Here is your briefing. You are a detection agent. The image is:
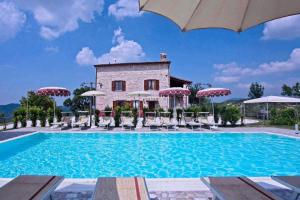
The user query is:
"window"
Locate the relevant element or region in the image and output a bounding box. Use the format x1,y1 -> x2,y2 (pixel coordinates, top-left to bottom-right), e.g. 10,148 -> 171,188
112,81 -> 126,91
144,79 -> 159,91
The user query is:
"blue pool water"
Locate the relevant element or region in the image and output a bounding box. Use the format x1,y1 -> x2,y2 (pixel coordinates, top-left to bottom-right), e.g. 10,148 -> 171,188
0,132 -> 300,178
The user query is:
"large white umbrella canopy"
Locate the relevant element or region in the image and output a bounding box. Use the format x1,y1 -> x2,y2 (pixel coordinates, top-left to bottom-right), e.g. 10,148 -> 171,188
81,90 -> 105,127
81,90 -> 105,97
139,0 -> 300,32
244,96 -> 300,104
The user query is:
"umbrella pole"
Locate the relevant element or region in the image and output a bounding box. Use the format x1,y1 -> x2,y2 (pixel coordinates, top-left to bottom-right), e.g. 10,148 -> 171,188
211,97 -> 215,124
173,94 -> 176,119
53,99 -> 56,122
94,96 -> 96,126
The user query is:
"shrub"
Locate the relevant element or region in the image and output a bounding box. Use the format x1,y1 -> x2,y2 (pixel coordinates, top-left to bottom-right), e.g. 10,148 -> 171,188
185,105 -> 201,118
15,107 -> 27,128
95,109 -> 100,126
213,104 -> 220,124
132,108 -> 138,127
38,109 -> 47,127
56,108 -> 62,122
220,105 -> 241,126
114,106 -> 122,127
47,108 -> 54,125
29,107 -> 40,127
270,108 -> 297,126
13,116 -> 18,129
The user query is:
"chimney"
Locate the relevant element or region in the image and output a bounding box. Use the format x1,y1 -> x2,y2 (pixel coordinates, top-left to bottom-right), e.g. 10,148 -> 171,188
160,52 -> 168,61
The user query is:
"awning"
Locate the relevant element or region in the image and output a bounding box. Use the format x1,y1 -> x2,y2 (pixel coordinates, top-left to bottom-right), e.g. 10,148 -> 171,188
243,96 -> 300,104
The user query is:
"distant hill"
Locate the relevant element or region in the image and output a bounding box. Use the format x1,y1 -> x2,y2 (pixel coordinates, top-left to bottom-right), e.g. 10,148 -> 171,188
221,98 -> 248,104
0,103 -> 20,119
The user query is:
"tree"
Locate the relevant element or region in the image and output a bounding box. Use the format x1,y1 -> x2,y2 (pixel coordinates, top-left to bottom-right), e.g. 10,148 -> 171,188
281,82 -> 300,97
188,83 -> 211,105
281,84 -> 293,96
248,82 -> 264,99
63,84 -> 93,113
20,91 -> 53,111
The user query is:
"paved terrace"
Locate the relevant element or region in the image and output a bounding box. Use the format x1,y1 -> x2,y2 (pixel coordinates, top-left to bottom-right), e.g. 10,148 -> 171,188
0,127 -> 299,199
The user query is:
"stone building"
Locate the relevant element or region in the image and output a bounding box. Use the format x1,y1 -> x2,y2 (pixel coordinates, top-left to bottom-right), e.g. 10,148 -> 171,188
94,54 -> 192,111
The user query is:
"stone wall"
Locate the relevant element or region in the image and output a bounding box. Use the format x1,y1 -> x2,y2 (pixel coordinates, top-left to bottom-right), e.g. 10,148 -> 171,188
95,62 -> 170,110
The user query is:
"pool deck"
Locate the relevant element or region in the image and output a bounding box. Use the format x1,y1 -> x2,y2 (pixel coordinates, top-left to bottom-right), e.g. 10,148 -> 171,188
0,126 -> 299,199
0,177 -> 295,200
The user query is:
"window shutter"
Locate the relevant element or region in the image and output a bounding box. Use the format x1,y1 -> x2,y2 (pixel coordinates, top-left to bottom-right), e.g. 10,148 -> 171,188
122,81 -> 126,91
155,80 -> 160,90
130,101 -> 133,109
112,81 -> 115,91
144,80 -> 148,91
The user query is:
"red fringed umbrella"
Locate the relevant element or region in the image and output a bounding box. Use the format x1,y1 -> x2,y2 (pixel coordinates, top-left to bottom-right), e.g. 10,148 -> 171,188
37,87 -> 71,120
159,87 -> 191,118
196,88 -> 231,97
159,87 -> 191,97
37,87 -> 71,96
196,88 -> 231,119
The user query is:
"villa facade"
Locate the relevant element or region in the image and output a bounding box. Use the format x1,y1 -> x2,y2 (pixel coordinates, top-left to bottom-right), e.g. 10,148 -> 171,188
94,53 -> 192,111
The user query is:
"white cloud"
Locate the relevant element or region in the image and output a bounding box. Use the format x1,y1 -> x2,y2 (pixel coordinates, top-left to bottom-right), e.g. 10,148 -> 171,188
76,27 -> 145,65
214,76 -> 240,83
76,47 -> 98,65
262,15 -> 300,40
214,48 -> 300,83
108,0 -> 142,20
45,46 -> 59,53
14,0 -> 104,40
0,1 -> 26,42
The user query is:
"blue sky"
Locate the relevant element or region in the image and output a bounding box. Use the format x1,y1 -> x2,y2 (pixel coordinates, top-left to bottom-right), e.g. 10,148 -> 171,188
1,0 -> 300,105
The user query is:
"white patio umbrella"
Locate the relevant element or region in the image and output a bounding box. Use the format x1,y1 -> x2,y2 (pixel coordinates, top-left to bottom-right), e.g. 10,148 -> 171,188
128,91 -> 151,117
139,0 -> 300,32
81,90 -> 105,127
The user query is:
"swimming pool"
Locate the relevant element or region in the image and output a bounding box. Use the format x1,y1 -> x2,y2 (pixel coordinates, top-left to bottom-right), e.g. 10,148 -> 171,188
0,132 -> 299,178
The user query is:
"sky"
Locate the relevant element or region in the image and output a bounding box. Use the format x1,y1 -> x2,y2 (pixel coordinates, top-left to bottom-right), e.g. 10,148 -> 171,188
1,0 -> 300,105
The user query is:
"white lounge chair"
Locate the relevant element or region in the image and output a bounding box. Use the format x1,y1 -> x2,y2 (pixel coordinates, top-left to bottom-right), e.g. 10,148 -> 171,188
121,111 -> 134,130
145,112 -> 161,131
183,112 -> 202,131
199,113 -> 218,130
72,116 -> 88,128
98,113 -> 111,130
160,112 -> 177,131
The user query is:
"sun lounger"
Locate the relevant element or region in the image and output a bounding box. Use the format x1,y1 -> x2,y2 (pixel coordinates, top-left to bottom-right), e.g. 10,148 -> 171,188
202,177 -> 281,200
0,175 -> 64,200
72,116 -> 88,128
99,116 -> 111,129
272,176 -> 300,200
145,112 -> 161,130
121,111 -> 134,130
183,112 -> 202,131
93,177 -> 149,200
160,112 -> 177,131
199,114 -> 218,131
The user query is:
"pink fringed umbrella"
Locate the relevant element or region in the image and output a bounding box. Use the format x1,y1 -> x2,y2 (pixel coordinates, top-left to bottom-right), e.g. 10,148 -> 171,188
197,88 -> 231,118
159,87 -> 191,116
37,87 -> 71,120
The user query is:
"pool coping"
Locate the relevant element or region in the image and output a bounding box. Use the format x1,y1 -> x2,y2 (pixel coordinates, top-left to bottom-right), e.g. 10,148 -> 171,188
0,130 -> 299,144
